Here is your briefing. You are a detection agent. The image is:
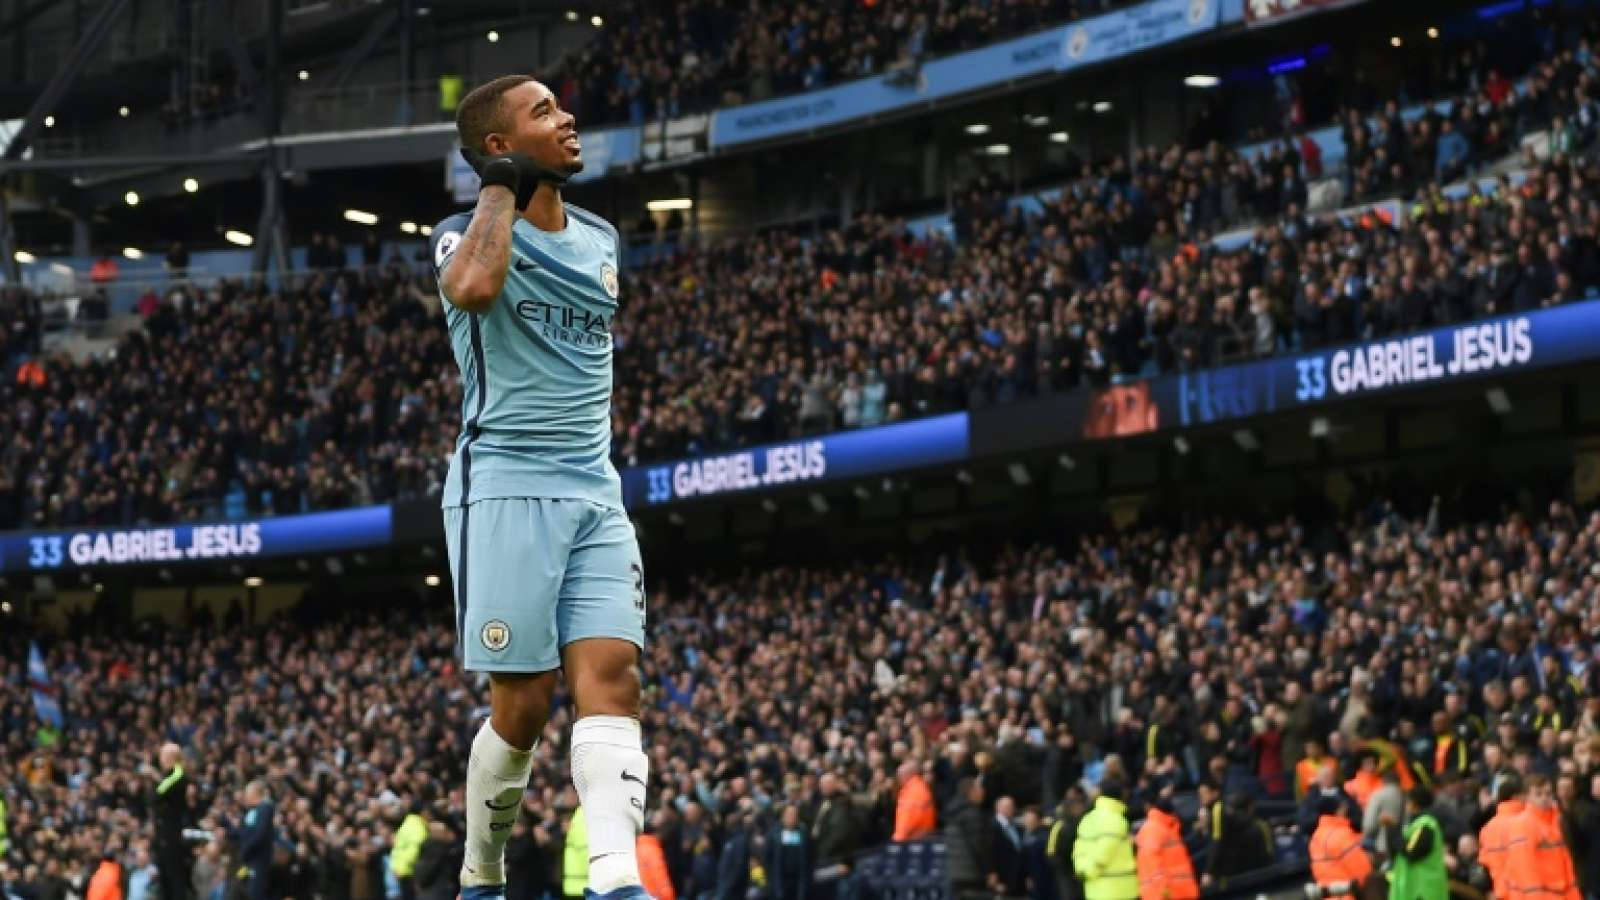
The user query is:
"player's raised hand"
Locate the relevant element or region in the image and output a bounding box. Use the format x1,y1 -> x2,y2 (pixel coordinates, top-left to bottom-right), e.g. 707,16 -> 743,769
460,147 -> 563,211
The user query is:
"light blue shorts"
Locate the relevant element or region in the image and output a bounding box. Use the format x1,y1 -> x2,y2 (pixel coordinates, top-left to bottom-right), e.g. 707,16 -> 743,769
443,498 -> 645,672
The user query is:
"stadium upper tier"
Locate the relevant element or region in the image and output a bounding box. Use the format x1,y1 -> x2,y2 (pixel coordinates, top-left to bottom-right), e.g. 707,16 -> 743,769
545,0 -> 1129,130
5,36 -> 1600,529
4,492 -> 1599,897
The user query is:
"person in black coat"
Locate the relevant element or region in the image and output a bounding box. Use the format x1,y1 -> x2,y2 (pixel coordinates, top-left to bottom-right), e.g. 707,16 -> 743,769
715,811 -> 752,900
944,778 -> 995,897
1204,793 -> 1273,888
506,816 -> 559,900
768,805 -> 810,900
413,821 -> 462,900
1559,773 -> 1600,899
232,781 -> 275,900
152,743 -> 192,900
810,773 -> 861,870
1049,788 -> 1088,900
991,796 -> 1026,897
1020,807 -> 1058,900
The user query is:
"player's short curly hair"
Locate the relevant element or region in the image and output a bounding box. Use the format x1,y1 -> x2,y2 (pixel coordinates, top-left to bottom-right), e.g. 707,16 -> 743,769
456,74 -> 535,154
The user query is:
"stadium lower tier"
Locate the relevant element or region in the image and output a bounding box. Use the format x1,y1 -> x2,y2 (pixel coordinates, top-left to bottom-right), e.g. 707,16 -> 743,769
4,485 -> 1599,900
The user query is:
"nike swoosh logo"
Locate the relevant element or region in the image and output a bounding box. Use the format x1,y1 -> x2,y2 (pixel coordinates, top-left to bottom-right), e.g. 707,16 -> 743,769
485,795 -> 520,811
589,853 -> 622,865
514,260 -> 538,272
621,770 -> 645,786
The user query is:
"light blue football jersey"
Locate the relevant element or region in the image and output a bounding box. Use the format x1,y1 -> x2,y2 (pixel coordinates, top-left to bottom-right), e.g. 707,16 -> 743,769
430,205 -> 624,510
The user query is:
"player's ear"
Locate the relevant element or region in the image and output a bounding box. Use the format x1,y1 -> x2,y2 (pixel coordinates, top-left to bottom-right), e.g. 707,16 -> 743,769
483,133 -> 510,156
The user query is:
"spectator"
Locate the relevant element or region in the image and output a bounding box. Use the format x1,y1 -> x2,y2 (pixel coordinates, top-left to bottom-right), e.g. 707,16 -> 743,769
1389,787 -> 1447,900
90,254 -> 119,286
1204,794 -> 1272,888
234,781 -> 275,900
151,743 -> 191,900
562,806 -> 587,900
767,805 -> 809,900
1363,770 -> 1406,849
1466,837 -> 1498,893
414,820 -> 461,900
892,761 -> 936,842
635,817 -> 674,900
1309,794 -> 1373,900
1478,775 -> 1524,899
389,806 -> 427,898
1021,806 -> 1058,900
946,777 -> 993,897
1073,777 -> 1137,900
86,852 -> 124,900
1133,796 -> 1197,900
126,847 -> 157,900
1505,775 -> 1581,900
811,772 -> 859,869
713,811 -> 751,900
165,243 -> 190,277
993,796 -> 1026,897
1050,789 -> 1089,900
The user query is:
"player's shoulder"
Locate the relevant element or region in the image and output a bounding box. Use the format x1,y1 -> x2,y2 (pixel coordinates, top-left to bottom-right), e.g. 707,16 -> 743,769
564,203 -> 620,252
430,211 -> 474,271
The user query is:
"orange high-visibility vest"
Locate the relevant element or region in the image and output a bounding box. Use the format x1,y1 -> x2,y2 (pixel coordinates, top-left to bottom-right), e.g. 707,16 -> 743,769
1309,815 -> 1372,891
1504,806 -> 1581,900
1296,756 -> 1333,799
1134,808 -> 1198,900
1344,771 -> 1381,811
893,774 -> 936,841
1478,799 -> 1525,899
637,833 -> 676,900
86,860 -> 123,900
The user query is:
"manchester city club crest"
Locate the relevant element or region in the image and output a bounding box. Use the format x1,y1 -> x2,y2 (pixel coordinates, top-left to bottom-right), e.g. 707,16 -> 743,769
1189,0 -> 1209,25
480,619 -> 511,652
601,263 -> 619,299
1067,26 -> 1089,61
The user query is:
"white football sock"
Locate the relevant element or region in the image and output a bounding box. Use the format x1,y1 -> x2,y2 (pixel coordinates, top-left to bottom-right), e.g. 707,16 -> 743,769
570,715 -> 647,893
461,720 -> 535,888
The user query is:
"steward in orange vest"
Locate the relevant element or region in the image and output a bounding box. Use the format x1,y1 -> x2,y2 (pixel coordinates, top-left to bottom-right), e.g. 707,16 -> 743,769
1504,776 -> 1581,900
893,765 -> 937,841
1135,799 -> 1198,900
1296,740 -> 1335,800
1345,754 -> 1383,812
636,831 -> 676,900
1309,796 -> 1373,896
1477,776 -> 1524,900
86,855 -> 124,900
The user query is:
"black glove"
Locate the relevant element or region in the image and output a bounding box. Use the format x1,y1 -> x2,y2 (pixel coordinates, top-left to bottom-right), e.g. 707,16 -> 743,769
460,148 -> 568,211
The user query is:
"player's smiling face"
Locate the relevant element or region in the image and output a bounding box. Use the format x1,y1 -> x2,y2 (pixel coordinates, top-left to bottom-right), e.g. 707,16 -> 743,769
489,80 -> 583,178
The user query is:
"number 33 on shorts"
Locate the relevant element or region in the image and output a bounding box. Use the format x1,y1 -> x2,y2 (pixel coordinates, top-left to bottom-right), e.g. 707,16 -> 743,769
443,497 -> 646,672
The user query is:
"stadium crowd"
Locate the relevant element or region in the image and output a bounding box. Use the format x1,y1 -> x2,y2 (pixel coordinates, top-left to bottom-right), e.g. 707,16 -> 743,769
0,265 -> 455,531
545,0 -> 1130,126
4,487 -> 1600,900
4,6 -> 1600,531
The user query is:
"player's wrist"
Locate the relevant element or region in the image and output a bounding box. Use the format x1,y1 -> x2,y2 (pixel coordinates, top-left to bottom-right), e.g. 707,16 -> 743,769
478,157 -> 521,196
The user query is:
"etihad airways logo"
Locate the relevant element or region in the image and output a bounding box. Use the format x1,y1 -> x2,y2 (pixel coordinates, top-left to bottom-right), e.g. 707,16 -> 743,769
513,298 -> 612,348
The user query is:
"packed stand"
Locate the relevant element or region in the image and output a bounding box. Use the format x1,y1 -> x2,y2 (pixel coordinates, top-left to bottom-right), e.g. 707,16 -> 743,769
4,488 -> 1600,900
0,262 -> 456,531
610,145 -> 1600,463
601,10 -> 1600,461
545,0 -> 1129,126
8,14 -> 1600,526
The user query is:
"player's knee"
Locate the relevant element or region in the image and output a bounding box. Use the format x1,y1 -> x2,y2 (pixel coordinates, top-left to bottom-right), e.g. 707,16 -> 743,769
489,672 -> 557,746
563,639 -> 641,716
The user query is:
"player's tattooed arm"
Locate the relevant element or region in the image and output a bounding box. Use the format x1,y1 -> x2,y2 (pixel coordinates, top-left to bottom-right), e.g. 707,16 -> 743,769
439,185 -> 517,313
